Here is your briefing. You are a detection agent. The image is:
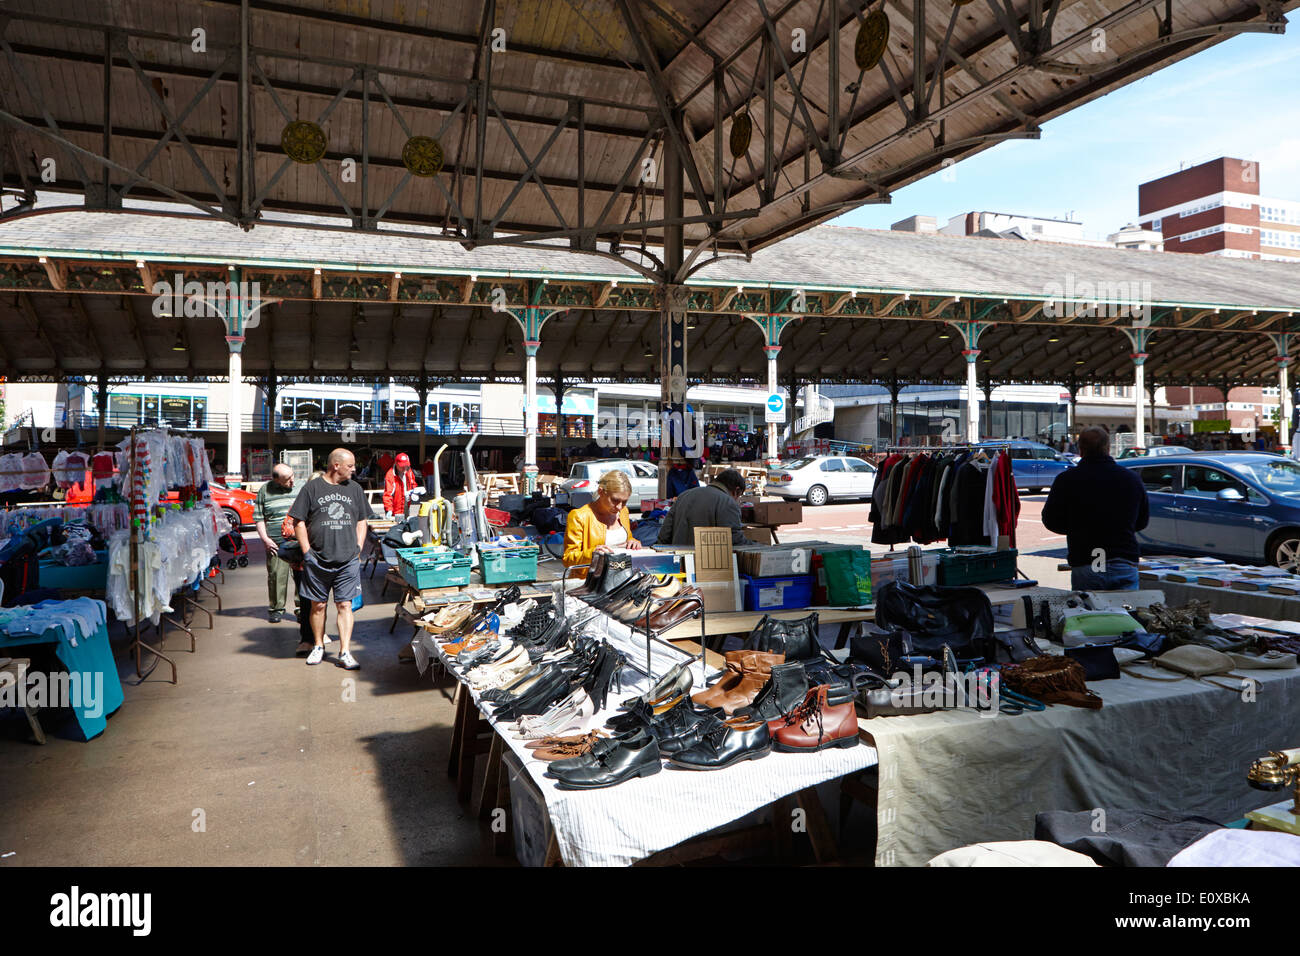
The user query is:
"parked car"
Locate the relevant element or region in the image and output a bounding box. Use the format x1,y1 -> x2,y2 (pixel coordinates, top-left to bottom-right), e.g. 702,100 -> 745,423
976,440 -> 1073,493
559,459 -> 658,511
1119,445 -> 1192,459
766,454 -> 876,506
1118,452 -> 1300,571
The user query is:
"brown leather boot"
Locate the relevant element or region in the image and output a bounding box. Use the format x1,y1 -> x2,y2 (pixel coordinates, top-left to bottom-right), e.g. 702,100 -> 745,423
691,651 -> 751,710
712,651 -> 785,715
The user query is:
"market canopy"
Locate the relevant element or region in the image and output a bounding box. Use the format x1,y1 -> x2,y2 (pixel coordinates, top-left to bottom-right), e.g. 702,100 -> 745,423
1,210 -> 1298,387
1,0 -> 1294,272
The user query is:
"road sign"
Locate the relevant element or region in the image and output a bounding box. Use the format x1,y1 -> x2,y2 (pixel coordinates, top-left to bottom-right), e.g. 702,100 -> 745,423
765,392 -> 785,424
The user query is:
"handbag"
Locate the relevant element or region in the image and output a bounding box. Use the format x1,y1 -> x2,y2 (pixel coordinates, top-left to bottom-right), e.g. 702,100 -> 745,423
1122,645 -> 1252,692
849,623 -> 909,676
1064,643 -> 1121,681
1002,655 -> 1103,709
873,581 -> 996,664
992,627 -> 1046,664
743,612 -> 820,661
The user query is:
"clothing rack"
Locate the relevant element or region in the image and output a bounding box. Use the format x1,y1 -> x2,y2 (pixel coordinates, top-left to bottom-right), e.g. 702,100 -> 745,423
883,442 -> 1013,454
122,424 -> 220,684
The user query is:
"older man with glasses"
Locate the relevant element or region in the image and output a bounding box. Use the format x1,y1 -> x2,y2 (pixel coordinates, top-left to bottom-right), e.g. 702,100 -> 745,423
254,463 -> 298,623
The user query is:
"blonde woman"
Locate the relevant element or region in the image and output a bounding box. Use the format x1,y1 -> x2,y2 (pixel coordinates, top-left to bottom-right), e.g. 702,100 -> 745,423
563,469 -> 642,570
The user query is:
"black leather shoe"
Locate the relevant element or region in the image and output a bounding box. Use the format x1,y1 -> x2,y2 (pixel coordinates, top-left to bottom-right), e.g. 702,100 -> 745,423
735,661 -> 808,723
584,573 -> 646,609
667,717 -> 772,771
546,732 -> 662,790
647,695 -> 718,755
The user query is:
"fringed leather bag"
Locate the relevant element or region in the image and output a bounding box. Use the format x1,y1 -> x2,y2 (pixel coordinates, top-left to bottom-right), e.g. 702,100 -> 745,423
1002,655 -> 1103,710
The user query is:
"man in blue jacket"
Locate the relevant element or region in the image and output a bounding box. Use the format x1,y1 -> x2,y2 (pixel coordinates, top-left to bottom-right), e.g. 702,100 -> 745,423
1042,426 -> 1149,590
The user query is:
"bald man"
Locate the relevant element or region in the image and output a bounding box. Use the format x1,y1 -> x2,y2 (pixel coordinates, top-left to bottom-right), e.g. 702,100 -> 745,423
287,447 -> 369,669
254,462 -> 297,623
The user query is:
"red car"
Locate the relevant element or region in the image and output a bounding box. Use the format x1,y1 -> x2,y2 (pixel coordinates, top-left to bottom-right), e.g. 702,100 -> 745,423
65,474 -> 257,528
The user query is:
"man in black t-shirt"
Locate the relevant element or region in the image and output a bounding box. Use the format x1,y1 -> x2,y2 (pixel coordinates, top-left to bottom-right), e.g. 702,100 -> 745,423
288,447 -> 370,670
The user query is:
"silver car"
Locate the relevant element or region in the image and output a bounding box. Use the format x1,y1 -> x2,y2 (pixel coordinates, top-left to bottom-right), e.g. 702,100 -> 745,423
560,459 -> 659,511
766,454 -> 876,506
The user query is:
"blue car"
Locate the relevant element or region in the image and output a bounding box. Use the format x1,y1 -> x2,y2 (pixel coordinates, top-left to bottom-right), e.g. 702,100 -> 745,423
1117,452 -> 1300,571
975,440 -> 1074,493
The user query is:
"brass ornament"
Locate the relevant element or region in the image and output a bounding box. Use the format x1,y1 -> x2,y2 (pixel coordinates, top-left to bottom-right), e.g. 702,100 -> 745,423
730,112 -> 752,159
854,10 -> 890,71
402,135 -> 445,178
281,120 -> 327,164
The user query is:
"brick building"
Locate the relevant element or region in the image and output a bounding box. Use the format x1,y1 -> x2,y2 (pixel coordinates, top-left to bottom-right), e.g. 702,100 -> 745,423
1138,157 -> 1300,262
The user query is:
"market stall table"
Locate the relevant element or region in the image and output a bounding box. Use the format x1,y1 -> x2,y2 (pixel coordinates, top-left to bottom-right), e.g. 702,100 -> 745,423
430,611 -> 877,866
0,610 -> 123,741
861,652 -> 1300,866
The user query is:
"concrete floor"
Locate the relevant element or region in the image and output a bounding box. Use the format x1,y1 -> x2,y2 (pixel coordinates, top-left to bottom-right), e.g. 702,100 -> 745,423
0,541 -> 505,867
0,520 -> 1068,868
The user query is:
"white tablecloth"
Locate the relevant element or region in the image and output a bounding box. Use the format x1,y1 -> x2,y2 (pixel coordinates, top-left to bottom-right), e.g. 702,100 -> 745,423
435,609 -> 877,866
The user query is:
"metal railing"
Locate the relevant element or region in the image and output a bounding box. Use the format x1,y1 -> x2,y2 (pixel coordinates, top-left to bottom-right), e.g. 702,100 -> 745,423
793,393 -> 836,435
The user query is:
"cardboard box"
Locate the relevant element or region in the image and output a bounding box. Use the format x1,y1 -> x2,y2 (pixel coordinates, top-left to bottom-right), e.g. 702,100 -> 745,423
693,527 -> 736,583
741,526 -> 773,545
737,547 -> 812,578
752,500 -> 803,526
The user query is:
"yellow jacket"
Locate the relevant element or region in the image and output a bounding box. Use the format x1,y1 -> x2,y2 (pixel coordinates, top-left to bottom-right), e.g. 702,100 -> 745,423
563,503 -> 633,571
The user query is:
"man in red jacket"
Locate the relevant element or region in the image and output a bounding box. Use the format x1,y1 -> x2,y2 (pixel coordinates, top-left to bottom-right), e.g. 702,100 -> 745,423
383,452 -> 420,518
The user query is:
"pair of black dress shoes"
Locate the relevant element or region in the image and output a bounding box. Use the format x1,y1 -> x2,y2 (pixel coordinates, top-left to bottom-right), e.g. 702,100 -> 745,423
544,728 -> 662,790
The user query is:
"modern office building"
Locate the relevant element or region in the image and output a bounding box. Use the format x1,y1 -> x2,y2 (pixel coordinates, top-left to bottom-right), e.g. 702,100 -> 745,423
1137,156 -> 1300,262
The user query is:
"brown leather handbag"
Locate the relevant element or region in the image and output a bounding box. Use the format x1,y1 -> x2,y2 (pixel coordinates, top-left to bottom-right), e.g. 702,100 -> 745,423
1002,655 -> 1102,710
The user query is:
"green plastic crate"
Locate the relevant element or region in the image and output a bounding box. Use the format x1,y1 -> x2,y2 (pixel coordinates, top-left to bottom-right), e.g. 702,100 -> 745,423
476,542 -> 540,584
396,547 -> 473,589
935,548 -> 1018,586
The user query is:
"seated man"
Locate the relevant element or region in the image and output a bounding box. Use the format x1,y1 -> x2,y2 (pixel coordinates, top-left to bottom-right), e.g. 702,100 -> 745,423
657,467 -> 748,546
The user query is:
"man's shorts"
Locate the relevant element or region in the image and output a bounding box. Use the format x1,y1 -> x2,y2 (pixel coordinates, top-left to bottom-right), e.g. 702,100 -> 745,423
299,551 -> 362,604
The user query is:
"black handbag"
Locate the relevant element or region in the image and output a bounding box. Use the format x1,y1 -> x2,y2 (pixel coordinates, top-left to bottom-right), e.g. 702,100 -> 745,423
1064,643 -> 1121,681
873,581 -> 996,664
743,612 -> 821,661
993,628 -> 1046,664
849,623 -> 909,676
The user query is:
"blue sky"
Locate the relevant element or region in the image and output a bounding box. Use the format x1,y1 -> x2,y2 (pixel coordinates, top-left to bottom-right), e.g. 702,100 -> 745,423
834,25 -> 1300,240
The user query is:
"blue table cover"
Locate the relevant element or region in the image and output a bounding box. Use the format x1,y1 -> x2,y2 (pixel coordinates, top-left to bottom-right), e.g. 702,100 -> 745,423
0,620 -> 124,741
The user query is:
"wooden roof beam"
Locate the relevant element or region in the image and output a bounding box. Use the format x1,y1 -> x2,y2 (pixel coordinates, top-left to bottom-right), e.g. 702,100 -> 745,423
39,256 -> 66,291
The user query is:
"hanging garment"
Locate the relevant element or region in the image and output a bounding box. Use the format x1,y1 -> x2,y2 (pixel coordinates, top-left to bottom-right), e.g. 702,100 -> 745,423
92,452 -> 117,490
950,459 -> 991,547
870,455 -> 908,546
0,454 -> 25,492
982,451 -> 1001,544
991,450 -> 1020,548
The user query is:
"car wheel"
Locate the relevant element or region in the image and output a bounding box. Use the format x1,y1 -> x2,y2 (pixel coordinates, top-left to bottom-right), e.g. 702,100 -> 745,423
806,484 -> 829,507
222,508 -> 242,529
1268,532 -> 1300,573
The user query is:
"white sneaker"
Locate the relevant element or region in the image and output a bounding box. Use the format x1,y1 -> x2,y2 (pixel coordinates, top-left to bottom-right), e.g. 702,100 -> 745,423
306,645 -> 324,665
337,651 -> 360,671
